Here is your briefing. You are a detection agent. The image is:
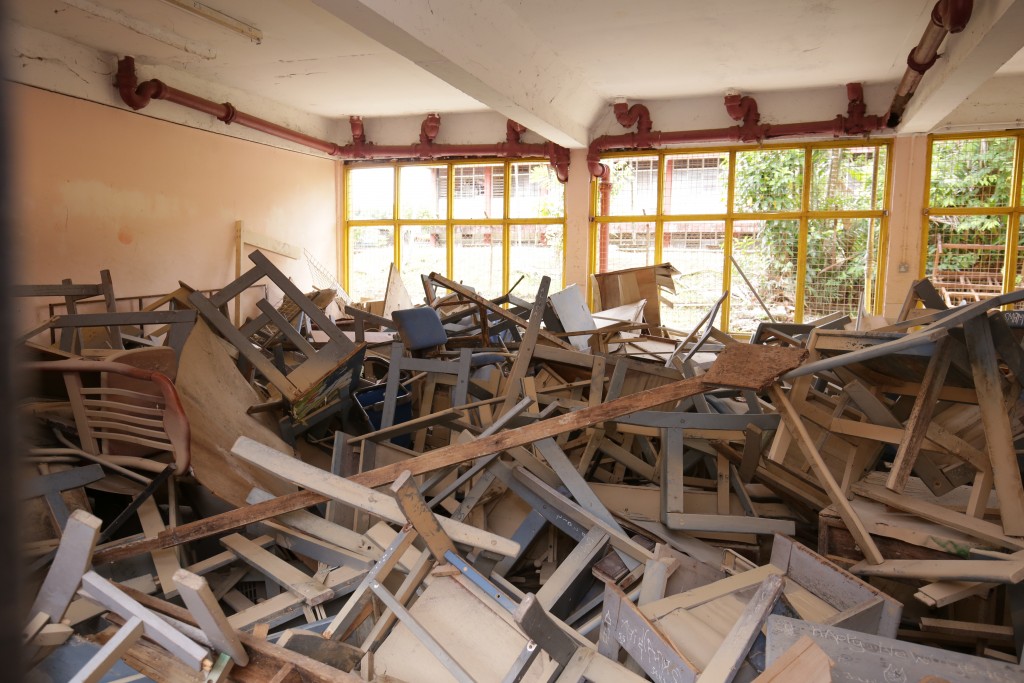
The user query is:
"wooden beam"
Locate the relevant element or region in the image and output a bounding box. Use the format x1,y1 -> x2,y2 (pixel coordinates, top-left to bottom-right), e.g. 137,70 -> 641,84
770,386 -> 883,565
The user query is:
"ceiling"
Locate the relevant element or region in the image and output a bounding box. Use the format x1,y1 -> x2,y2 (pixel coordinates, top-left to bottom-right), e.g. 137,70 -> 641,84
9,0 -> 1024,146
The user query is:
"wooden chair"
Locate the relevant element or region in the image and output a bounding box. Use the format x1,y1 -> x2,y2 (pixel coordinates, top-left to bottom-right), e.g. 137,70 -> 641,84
27,359 -> 191,478
188,250 -> 366,443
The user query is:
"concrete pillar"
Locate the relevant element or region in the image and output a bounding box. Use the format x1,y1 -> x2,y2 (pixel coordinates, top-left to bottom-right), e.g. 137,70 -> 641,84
563,147 -> 592,289
883,134 -> 930,319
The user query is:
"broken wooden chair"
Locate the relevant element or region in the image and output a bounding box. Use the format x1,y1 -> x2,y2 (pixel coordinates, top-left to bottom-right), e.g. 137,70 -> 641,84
188,250 -> 367,443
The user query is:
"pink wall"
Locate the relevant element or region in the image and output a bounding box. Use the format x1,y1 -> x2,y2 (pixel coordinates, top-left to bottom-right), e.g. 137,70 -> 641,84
11,84 -> 340,325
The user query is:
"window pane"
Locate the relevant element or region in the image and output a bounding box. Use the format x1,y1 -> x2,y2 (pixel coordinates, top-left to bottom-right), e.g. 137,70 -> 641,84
399,166 -> 447,220
509,224 -> 563,295
399,225 -> 446,302
662,222 -> 725,333
348,167 -> 394,220
663,153 -> 729,214
734,149 -> 804,213
1015,216 -> 1024,310
804,218 -> 879,320
926,214 -> 1008,306
348,226 -> 394,301
510,162 -> 564,218
599,156 -> 659,216
453,225 -> 503,298
730,219 -> 799,333
595,222 -> 656,273
452,164 -> 504,219
929,137 -> 1015,209
811,147 -> 886,211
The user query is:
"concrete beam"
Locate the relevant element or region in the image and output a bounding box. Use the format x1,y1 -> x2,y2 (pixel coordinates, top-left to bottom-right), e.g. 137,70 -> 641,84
312,0 -> 602,148
898,0 -> 1024,133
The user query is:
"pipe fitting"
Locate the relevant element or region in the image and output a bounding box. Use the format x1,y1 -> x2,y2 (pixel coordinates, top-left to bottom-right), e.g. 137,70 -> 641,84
420,113 -> 441,145
724,93 -> 767,142
613,101 -> 653,136
349,116 -> 366,146
219,103 -> 238,125
506,119 -> 527,144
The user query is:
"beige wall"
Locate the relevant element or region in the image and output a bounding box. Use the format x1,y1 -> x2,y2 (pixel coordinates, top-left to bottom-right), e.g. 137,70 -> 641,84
11,83 -> 339,326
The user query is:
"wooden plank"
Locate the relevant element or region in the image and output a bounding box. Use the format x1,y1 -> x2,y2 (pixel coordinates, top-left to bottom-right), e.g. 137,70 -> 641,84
963,314 -> 1024,536
173,569 -> 249,666
765,615 -> 1024,683
598,581 -> 698,683
849,558 -> 1024,583
700,574 -> 785,683
220,534 -> 332,606
231,437 -> 519,557
79,571 -> 209,669
69,616 -> 145,683
137,497 -> 182,600
117,584 -> 365,683
851,481 -> 1024,551
770,385 -> 883,565
30,508 -> 101,623
886,336 -> 955,492
498,276 -> 550,416
239,226 -> 301,261
753,635 -> 832,683
391,470 -> 457,562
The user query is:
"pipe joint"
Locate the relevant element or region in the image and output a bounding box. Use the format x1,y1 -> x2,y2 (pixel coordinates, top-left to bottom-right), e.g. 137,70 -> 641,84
613,101 -> 653,136
907,47 -> 939,74
349,116 -> 366,146
935,0 -> 973,33
506,120 -> 527,144
420,113 -> 441,145
219,103 -> 238,125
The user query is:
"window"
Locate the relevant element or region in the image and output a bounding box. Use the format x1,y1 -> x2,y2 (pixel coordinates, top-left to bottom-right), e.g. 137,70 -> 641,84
345,159 -> 564,302
593,143 -> 889,335
923,134 -> 1023,308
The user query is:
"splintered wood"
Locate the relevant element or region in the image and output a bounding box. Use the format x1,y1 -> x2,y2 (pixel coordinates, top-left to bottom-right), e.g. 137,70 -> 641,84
19,263 -> 1024,681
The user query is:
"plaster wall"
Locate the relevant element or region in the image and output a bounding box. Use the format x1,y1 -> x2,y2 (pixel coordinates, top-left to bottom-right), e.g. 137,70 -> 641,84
11,83 -> 339,327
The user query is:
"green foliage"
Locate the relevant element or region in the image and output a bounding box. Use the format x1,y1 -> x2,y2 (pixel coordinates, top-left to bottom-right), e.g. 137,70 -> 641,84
732,147 -> 883,316
927,137 -> 1016,274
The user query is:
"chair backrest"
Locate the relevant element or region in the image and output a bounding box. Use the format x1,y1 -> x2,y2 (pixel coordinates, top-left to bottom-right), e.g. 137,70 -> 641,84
392,307 -> 448,352
27,359 -> 191,475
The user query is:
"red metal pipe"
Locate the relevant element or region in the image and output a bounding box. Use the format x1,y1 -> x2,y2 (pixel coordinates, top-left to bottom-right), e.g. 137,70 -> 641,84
588,86 -> 887,177
116,56 -> 570,182
887,0 -> 973,126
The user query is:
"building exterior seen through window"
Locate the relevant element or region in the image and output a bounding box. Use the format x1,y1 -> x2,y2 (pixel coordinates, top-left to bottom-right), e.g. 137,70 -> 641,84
923,133 -> 1024,310
594,143 -> 890,335
345,160 -> 565,303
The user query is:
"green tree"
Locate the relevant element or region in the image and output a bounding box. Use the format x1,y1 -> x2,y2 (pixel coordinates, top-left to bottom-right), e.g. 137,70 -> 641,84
927,137 -> 1015,274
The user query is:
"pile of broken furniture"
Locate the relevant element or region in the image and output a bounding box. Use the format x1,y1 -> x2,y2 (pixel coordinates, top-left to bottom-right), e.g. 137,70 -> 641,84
17,255 -> 1024,682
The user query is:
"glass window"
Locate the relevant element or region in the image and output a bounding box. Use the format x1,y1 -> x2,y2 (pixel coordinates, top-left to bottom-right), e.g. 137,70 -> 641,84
600,157 -> 659,216
662,221 -> 726,333
811,147 -> 887,211
730,219 -> 799,334
345,159 -> 562,301
595,222 -> 656,273
734,149 -> 804,213
399,225 -> 446,302
929,137 -> 1015,209
509,224 -> 563,297
925,215 -> 1007,307
452,164 -> 505,219
804,218 -> 880,319
399,166 -> 447,220
510,162 -> 564,218
348,167 -> 394,220
348,226 -> 394,301
664,153 -> 729,214
452,226 -> 504,299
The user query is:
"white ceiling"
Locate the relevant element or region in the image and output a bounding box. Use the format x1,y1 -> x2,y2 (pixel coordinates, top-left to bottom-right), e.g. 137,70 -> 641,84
9,0 -> 1024,144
